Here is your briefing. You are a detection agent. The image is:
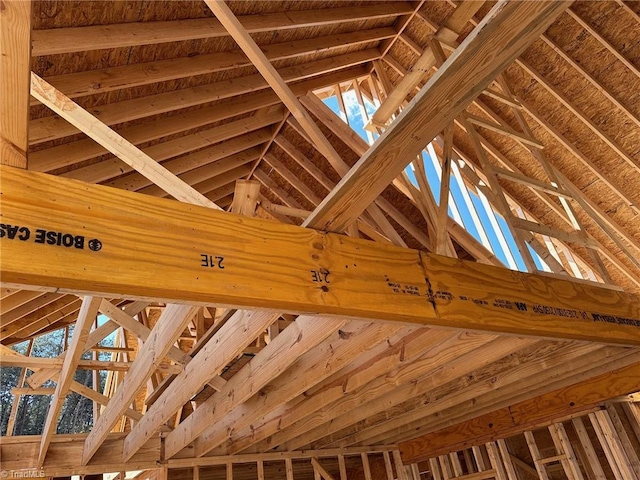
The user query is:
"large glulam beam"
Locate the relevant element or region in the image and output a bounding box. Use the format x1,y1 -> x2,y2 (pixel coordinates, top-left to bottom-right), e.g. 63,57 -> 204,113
303,0 -> 571,233
1,165 -> 639,346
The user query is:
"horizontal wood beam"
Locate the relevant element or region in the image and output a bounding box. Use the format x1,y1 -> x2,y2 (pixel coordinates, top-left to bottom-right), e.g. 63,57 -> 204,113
303,0 -> 571,233
398,361 -> 640,462
2,165 -> 640,346
30,3 -> 412,55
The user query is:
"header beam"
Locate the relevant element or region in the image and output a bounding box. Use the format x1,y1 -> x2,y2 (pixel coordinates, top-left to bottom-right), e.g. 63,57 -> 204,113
1,165 -> 639,345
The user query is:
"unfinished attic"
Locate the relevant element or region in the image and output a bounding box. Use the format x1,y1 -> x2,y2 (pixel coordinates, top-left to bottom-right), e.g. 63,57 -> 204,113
1,0 -> 640,479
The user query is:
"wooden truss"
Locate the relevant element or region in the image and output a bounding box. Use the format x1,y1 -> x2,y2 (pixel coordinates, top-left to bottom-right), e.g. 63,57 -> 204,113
1,0 -> 640,478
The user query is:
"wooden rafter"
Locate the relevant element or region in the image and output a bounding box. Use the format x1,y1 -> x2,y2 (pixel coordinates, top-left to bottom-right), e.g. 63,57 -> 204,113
30,74 -> 219,208
30,52 -> 375,145
149,316 -> 347,459
30,3 -> 412,56
205,0 -> 353,181
370,1 -> 485,128
33,28 -> 396,103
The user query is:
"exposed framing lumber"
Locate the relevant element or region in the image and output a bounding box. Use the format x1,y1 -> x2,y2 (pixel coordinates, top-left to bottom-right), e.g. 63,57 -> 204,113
435,126 -> 454,256
399,361 -> 640,462
25,302 -> 145,389
190,321 -> 405,457
303,0 -> 571,233
205,0 -> 352,180
258,334 -> 524,452
30,73 -> 219,209
370,1 -> 485,128
566,7 -> 640,80
5,339 -> 33,436
2,165 -> 640,345
515,59 -> 639,175
0,355 -> 177,372
29,53 -> 374,145
37,27 -> 395,103
31,3 -> 412,56
82,305 -> 199,465
323,342 -> 632,448
2,431 -> 396,477
124,312 -> 333,461
38,296 -> 101,466
0,0 -> 30,168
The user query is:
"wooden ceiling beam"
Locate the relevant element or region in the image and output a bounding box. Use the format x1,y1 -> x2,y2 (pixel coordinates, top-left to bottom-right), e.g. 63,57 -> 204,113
1,295 -> 77,343
30,93 -> 281,173
278,103 -> 410,247
0,0 -> 30,169
25,311 -> 124,389
31,3 -> 412,56
466,98 -> 640,277
0,355 -> 181,374
1,291 -> 63,326
518,99 -> 640,218
67,120 -> 275,186
118,308 -> 279,460
0,433 -> 394,478
272,336 -> 531,452
29,50 -> 377,145
539,33 -> 640,130
36,28 -> 395,102
399,360 -> 640,463
565,7 -> 640,80
263,154 -> 324,206
29,68 -> 367,176
515,59 -> 640,175
82,304 -> 199,465
3,165 -> 640,346
302,0 -> 571,234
